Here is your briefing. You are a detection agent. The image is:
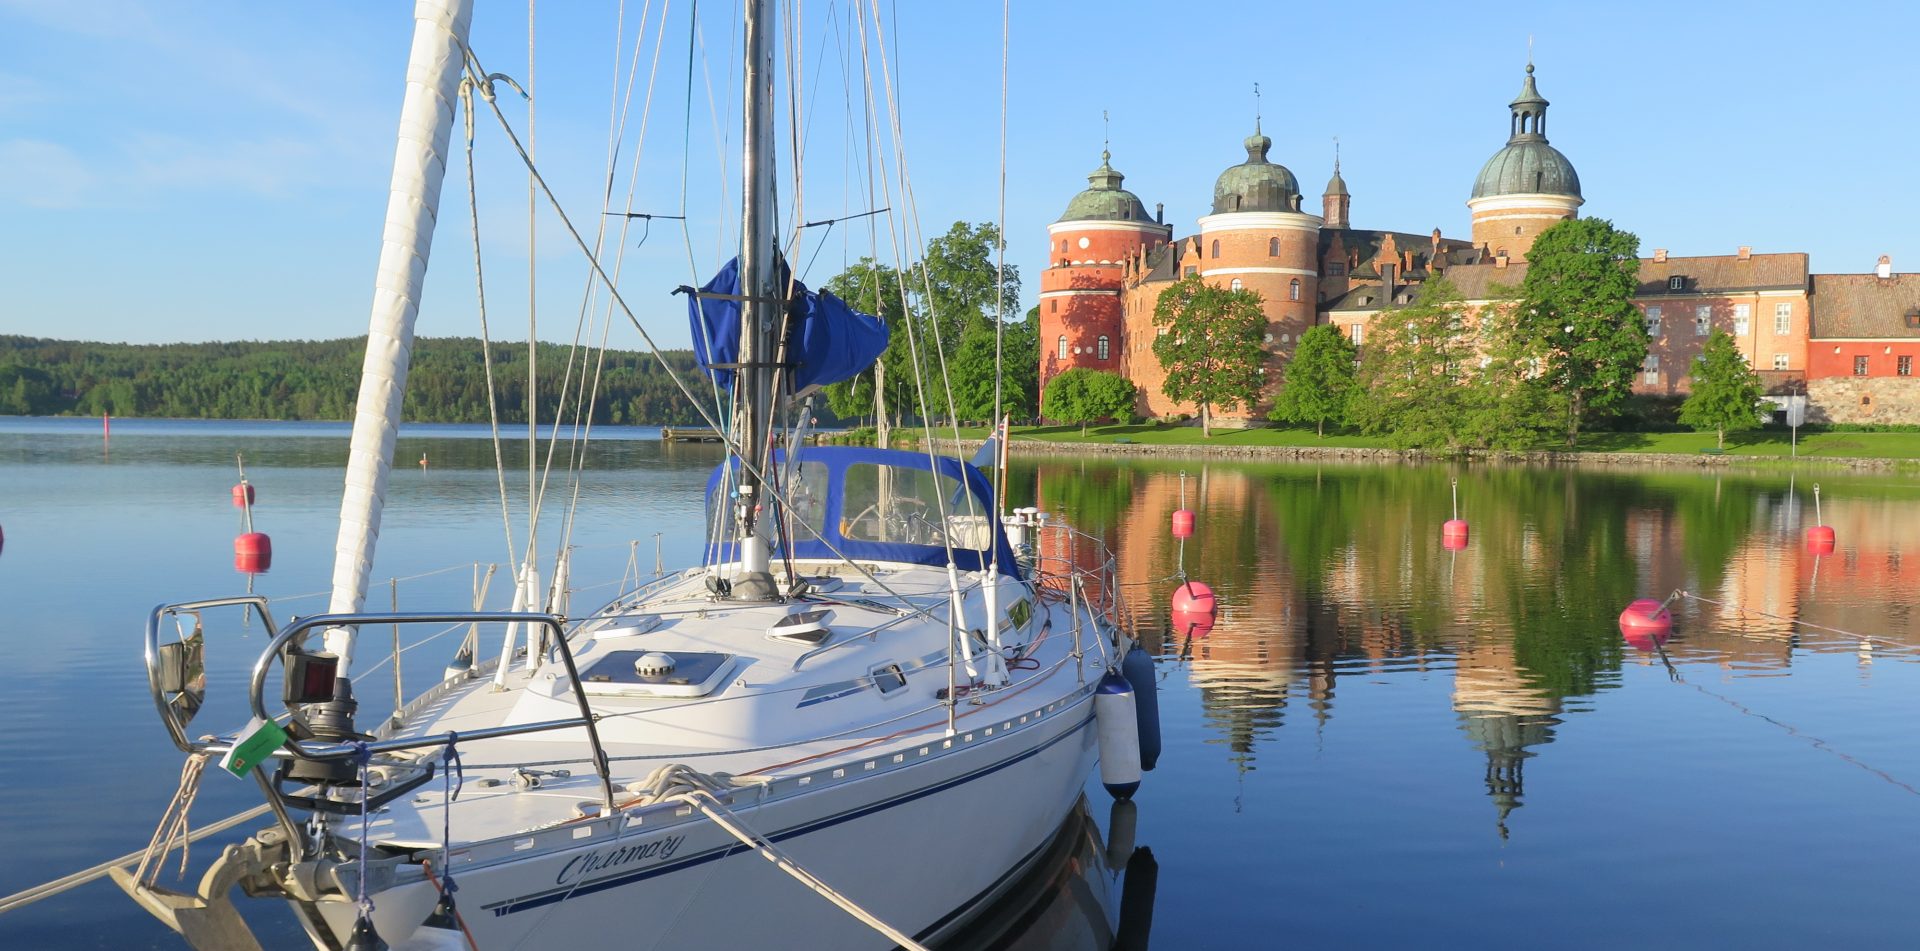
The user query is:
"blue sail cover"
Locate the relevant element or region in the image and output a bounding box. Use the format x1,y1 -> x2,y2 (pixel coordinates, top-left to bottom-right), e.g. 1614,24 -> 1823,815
686,257 -> 888,392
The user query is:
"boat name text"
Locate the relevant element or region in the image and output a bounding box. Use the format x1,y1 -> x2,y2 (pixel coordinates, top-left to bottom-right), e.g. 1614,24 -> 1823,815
556,835 -> 687,884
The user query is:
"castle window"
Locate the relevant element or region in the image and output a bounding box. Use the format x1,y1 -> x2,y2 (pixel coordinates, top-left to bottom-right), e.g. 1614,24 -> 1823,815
1645,306 -> 1662,336
1230,278 -> 1243,292
1695,306 -> 1711,335
1264,333 -> 1273,344
1289,279 -> 1301,301
1349,324 -> 1364,346
1210,240 -> 1220,259
1268,237 -> 1280,257
1668,275 -> 1685,291
1183,266 -> 1196,278
1057,335 -> 1068,360
1773,353 -> 1789,370
1060,239 -> 1067,253
1097,336 -> 1110,360
1855,356 -> 1870,376
1901,356 -> 1913,377
1734,304 -> 1750,335
1775,303 -> 1792,335
1327,262 -> 1346,276
1515,226 -> 1522,235
1643,354 -> 1659,385
1050,299 -> 1057,313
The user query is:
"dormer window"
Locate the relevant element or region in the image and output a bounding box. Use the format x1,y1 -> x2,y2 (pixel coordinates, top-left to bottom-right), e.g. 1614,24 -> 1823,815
1668,275 -> 1685,291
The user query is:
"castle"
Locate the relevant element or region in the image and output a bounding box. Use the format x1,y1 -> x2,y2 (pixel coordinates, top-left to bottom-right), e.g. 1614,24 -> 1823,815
1038,63 -> 1920,425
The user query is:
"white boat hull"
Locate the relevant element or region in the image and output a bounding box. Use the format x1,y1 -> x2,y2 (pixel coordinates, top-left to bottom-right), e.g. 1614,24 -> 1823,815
320,689 -> 1099,949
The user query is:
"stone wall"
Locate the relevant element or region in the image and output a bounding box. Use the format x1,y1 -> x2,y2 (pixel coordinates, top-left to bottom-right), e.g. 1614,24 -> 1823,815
1807,377 -> 1920,424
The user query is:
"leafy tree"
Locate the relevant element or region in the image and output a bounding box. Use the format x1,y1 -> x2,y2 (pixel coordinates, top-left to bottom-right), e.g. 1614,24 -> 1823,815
821,222 -> 1028,427
1459,299 -> 1566,449
1150,275 -> 1266,436
1516,218 -> 1646,446
1679,330 -> 1766,448
1269,324 -> 1356,437
1347,278 -> 1481,448
1040,368 -> 1136,432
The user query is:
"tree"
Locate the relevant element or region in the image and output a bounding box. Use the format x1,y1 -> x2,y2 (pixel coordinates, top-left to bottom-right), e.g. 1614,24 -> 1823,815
1347,278 -> 1481,449
1516,218 -> 1646,446
1679,330 -> 1766,449
1269,324 -> 1356,437
1459,299 -> 1566,449
1040,368 -> 1136,433
1150,275 -> 1266,436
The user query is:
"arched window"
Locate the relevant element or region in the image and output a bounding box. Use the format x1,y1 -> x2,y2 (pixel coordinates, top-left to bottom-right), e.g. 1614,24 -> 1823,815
1097,336 -> 1110,360
1210,239 -> 1220,259
1268,237 -> 1280,257
1289,279 -> 1301,301
1229,278 -> 1243,292
1057,335 -> 1068,359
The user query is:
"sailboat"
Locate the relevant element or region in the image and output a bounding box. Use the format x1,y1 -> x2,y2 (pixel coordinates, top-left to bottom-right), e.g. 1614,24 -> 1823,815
120,1 -> 1147,948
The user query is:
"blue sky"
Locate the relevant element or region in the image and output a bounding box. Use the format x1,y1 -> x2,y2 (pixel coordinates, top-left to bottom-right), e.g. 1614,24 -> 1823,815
3,0 -> 1916,347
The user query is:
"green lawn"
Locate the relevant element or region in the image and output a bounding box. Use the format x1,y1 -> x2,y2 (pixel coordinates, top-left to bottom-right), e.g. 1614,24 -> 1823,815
941,423 -> 1920,460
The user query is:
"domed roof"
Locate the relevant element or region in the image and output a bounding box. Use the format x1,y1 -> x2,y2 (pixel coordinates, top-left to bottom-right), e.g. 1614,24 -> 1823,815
1471,64 -> 1581,201
1472,141 -> 1581,199
1211,121 -> 1301,215
1058,151 -> 1154,223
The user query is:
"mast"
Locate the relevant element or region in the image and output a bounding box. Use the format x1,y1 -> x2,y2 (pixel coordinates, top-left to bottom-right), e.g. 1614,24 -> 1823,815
324,0 -> 475,674
732,0 -> 779,595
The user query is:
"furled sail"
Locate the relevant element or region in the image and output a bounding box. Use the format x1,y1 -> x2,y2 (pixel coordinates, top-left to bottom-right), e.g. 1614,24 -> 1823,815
685,257 -> 888,393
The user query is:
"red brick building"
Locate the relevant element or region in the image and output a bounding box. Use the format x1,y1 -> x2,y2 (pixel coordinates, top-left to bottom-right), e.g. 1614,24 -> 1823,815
1045,62 -> 1919,424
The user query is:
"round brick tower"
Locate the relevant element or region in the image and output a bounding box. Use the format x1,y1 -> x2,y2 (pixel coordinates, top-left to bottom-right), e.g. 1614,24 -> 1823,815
1467,62 -> 1582,262
1197,120 -> 1322,401
1041,151 -> 1169,396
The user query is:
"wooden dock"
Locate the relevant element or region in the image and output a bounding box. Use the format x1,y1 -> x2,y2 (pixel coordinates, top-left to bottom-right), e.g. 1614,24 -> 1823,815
661,426 -> 725,443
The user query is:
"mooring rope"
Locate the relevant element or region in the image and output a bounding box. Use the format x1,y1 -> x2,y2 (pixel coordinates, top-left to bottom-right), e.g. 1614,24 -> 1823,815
1673,590 -> 1912,651
0,802 -> 271,915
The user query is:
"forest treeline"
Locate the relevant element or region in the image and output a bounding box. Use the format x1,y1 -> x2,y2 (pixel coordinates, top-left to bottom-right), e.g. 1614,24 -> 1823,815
0,335 -> 731,425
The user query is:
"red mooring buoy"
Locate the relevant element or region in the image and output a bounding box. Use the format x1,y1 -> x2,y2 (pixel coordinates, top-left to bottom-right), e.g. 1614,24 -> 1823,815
234,532 -> 272,573
1442,519 -> 1469,550
1618,598 -> 1673,651
1805,524 -> 1836,555
1171,580 -> 1216,636
1170,509 -> 1195,539
231,482 -> 256,508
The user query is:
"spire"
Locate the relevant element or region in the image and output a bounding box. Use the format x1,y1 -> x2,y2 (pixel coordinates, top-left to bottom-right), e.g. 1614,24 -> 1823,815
1323,138 -> 1348,197
1507,57 -> 1550,142
1087,148 -> 1124,190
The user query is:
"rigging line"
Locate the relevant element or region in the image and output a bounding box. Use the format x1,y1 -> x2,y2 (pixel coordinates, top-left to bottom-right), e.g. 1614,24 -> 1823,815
1675,590 -> 1909,650
465,56 -> 951,619
861,0 -> 986,553
992,0 -> 1008,517
460,78 -> 522,570
799,206 -> 888,229
554,0 -> 662,558
527,0 -> 540,584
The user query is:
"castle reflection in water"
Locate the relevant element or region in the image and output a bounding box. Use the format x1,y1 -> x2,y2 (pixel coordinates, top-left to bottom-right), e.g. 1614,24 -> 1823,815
1022,458 -> 1917,836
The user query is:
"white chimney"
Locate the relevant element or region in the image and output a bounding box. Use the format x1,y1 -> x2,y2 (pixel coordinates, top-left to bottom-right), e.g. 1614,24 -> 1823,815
1876,254 -> 1893,279
1653,248 -> 1668,263
1737,246 -> 1752,261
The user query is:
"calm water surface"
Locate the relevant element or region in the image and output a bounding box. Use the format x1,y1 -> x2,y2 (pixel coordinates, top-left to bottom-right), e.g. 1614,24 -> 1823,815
2,417 -> 1917,948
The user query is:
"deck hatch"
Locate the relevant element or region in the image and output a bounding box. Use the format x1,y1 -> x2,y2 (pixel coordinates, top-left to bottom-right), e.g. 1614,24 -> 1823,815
579,650 -> 736,698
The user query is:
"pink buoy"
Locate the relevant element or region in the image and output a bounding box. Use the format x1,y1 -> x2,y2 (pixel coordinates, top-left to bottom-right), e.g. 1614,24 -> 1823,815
1442,519 -> 1469,550
1170,580 -> 1215,616
234,532 -> 272,574
1618,598 -> 1672,651
1170,509 -> 1195,539
1805,524 -> 1835,555
1172,608 -> 1215,638
231,482 -> 256,508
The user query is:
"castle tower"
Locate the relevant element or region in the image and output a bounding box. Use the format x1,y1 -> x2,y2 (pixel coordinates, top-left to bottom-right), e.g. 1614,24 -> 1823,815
1197,120 -> 1322,398
1467,62 -> 1583,261
1040,150 -> 1168,395
1322,150 -> 1350,229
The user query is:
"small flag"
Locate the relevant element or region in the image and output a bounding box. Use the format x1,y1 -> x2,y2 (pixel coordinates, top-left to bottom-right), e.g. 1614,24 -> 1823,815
219,716 -> 290,778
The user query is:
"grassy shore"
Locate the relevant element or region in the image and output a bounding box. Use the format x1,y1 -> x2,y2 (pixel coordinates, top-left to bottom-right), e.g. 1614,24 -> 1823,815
929,422 -> 1920,461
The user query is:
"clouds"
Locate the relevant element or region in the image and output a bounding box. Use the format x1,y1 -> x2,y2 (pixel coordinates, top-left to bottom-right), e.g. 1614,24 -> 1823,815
0,139 -> 95,208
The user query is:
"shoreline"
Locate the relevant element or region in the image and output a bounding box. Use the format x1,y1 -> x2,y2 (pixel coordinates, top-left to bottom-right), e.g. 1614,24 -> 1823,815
914,436 -> 1917,472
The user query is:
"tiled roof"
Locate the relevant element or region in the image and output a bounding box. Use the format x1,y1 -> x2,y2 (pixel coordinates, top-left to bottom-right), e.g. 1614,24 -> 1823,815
1637,253 -> 1807,296
1809,273 -> 1920,339
1442,261 -> 1529,301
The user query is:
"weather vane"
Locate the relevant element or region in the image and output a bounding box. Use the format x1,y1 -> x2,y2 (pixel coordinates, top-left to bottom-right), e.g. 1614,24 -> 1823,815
1253,81 -> 1261,124
1102,109 -> 1110,154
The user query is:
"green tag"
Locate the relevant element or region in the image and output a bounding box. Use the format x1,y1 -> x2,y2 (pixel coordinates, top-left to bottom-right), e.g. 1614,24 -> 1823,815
219,717 -> 289,778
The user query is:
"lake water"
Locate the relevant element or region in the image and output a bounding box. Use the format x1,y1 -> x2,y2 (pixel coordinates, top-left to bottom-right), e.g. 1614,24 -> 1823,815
2,417 -> 1918,948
